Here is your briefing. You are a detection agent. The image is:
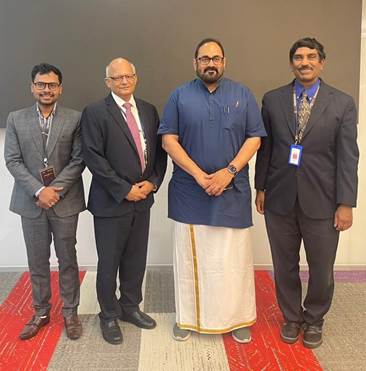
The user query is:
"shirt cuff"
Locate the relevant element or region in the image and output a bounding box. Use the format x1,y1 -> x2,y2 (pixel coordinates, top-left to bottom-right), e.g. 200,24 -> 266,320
35,186 -> 45,198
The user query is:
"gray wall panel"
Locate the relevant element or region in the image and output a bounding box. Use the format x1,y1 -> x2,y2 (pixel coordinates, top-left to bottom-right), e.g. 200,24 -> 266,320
0,0 -> 362,127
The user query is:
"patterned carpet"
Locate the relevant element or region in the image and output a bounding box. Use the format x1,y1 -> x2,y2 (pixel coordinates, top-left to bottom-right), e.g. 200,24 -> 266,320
0,268 -> 365,371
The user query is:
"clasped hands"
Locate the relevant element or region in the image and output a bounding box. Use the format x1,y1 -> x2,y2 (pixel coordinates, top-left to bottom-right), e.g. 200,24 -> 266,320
125,181 -> 155,202
36,186 -> 63,209
195,168 -> 234,197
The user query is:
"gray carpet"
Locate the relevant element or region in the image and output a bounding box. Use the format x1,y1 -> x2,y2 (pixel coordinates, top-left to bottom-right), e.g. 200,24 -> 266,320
144,266 -> 175,313
313,282 -> 366,371
48,315 -> 142,371
0,272 -> 22,303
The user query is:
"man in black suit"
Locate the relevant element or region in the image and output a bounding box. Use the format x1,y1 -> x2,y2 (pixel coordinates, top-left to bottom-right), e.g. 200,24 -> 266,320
81,58 -> 166,344
255,38 -> 359,349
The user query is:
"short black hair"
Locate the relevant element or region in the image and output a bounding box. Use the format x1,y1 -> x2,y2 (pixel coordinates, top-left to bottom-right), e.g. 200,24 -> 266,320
289,37 -> 326,62
194,38 -> 225,58
31,63 -> 63,84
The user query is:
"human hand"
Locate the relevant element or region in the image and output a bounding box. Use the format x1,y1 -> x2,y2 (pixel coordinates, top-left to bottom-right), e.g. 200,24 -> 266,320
255,190 -> 265,214
38,186 -> 63,208
135,180 -> 155,196
125,184 -> 148,202
334,205 -> 353,231
194,171 -> 212,190
204,168 -> 233,196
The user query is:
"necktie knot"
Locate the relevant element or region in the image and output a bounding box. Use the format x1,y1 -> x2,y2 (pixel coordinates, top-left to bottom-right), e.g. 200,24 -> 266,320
123,102 -> 132,110
301,91 -> 308,102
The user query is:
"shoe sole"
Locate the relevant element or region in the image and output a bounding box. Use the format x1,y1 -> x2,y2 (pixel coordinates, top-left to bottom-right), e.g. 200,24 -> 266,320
119,317 -> 156,330
172,331 -> 192,342
303,339 -> 323,349
232,333 -> 252,344
280,333 -> 299,344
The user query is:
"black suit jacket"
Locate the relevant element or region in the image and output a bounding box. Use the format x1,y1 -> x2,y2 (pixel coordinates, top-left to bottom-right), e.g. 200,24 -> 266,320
255,80 -> 359,219
81,94 -> 167,217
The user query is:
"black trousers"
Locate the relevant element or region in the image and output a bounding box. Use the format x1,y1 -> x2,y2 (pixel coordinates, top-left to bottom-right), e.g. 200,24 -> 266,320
264,201 -> 339,326
94,209 -> 150,321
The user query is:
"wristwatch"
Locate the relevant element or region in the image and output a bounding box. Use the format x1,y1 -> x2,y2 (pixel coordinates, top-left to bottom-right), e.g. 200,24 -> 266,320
226,164 -> 238,177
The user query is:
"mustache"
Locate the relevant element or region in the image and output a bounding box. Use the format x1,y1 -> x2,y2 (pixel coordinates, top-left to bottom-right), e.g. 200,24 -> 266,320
204,67 -> 218,73
299,67 -> 312,71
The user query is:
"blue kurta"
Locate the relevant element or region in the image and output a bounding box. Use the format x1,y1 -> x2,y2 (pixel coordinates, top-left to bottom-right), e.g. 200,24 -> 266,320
159,78 -> 266,228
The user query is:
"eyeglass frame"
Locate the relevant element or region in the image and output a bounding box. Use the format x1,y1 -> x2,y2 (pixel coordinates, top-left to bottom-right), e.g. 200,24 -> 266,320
106,74 -> 136,83
32,81 -> 61,90
196,55 -> 225,65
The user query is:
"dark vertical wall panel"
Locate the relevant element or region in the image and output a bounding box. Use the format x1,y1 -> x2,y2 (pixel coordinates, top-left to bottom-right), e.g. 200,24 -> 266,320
0,0 -> 362,127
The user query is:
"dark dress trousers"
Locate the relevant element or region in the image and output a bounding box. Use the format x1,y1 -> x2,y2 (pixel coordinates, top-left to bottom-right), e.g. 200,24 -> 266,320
81,94 -> 166,320
255,81 -> 358,325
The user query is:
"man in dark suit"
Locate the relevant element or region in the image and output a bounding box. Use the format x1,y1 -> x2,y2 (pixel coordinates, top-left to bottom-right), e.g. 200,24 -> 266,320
255,38 -> 359,349
81,58 -> 166,344
4,63 -> 85,340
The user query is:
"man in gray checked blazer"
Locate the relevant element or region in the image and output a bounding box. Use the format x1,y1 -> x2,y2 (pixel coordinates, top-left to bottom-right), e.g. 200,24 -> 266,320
4,63 -> 85,341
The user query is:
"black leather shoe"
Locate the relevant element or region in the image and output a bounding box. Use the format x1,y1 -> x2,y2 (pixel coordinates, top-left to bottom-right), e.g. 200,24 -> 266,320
120,309 -> 156,329
303,324 -> 323,349
100,319 -> 123,344
280,321 -> 302,344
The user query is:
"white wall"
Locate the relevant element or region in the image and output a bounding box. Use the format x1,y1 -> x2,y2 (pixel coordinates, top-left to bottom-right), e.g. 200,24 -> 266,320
1,2 -> 366,269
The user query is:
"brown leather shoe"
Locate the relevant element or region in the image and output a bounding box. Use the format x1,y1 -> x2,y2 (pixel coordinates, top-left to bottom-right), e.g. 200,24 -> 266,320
19,314 -> 50,340
64,314 -> 82,340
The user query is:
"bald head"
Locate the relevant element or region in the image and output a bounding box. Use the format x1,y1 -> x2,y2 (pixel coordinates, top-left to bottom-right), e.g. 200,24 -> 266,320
105,58 -> 136,78
105,57 -> 138,101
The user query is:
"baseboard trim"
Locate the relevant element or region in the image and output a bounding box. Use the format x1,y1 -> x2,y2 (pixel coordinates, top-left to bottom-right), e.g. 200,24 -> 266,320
1,264 -> 365,272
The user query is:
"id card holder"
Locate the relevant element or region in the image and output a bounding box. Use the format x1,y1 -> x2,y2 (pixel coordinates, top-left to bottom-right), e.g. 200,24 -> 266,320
39,165 -> 56,186
288,144 -> 303,166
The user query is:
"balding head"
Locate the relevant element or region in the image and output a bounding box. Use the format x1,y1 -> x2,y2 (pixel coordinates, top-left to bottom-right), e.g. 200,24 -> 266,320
105,58 -> 136,78
105,57 -> 137,101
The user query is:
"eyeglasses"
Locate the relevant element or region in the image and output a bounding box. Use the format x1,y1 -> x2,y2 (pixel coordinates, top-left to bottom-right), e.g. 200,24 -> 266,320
107,74 -> 136,82
196,55 -> 224,65
33,82 -> 60,90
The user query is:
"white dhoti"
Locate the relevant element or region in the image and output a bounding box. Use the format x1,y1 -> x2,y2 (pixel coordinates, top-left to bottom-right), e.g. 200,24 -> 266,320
173,221 -> 256,334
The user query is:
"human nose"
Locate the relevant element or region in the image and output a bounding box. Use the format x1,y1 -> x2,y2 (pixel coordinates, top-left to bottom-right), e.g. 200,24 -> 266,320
207,58 -> 215,66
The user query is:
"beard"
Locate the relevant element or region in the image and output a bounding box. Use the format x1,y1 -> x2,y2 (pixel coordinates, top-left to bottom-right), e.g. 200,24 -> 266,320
196,66 -> 223,84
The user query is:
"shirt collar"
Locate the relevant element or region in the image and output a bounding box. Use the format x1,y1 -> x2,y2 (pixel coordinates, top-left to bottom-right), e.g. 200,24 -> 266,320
196,77 -> 225,94
294,79 -> 320,101
36,102 -> 57,119
111,92 -> 136,109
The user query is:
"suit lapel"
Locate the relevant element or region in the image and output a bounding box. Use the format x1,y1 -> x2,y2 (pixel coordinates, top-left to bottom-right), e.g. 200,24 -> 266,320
279,84 -> 296,138
46,107 -> 64,157
105,94 -> 140,158
29,106 -> 44,158
301,83 -> 331,141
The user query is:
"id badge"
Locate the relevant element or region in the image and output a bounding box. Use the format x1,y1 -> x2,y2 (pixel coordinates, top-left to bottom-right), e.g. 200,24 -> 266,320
288,144 -> 303,166
39,165 -> 56,186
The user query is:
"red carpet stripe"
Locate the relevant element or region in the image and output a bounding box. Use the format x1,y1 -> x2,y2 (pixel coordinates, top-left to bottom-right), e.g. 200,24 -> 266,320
223,271 -> 322,371
0,271 -> 85,371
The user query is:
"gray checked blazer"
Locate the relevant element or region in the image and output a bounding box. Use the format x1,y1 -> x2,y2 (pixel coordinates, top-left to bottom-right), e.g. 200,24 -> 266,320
4,105 -> 86,218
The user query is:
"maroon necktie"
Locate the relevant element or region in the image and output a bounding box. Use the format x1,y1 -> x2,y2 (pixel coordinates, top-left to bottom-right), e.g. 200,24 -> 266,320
123,102 -> 145,171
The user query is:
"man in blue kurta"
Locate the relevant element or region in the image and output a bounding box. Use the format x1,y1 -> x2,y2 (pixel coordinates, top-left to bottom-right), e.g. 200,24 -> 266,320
159,38 -> 266,343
